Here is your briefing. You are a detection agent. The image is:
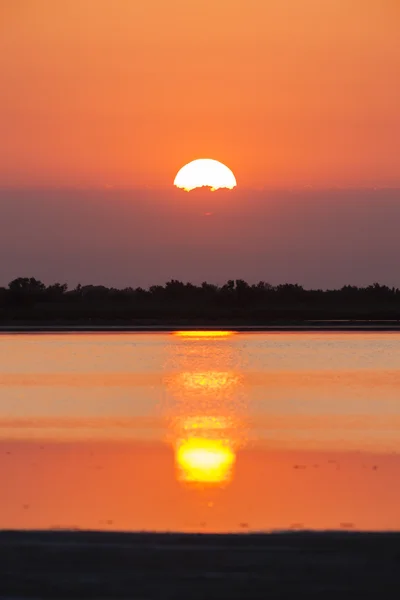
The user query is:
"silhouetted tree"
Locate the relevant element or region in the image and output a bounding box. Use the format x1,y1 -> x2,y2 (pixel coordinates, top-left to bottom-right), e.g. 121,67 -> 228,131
1,276 -> 400,323
9,277 -> 45,293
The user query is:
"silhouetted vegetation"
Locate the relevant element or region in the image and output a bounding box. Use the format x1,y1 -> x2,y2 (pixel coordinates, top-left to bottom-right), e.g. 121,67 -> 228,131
1,277 -> 400,324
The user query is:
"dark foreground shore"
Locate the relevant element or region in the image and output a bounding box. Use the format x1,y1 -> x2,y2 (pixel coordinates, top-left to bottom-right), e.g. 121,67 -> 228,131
2,530 -> 400,599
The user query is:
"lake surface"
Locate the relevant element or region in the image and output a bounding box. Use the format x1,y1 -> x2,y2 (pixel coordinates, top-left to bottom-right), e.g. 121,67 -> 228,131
1,331 -> 400,532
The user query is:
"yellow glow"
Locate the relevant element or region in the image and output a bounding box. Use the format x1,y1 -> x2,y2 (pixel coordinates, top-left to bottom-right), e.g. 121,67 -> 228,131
172,416 -> 240,485
173,331 -> 235,339
176,437 -> 236,483
174,159 -> 237,191
178,371 -> 239,393
165,371 -> 246,446
181,415 -> 235,432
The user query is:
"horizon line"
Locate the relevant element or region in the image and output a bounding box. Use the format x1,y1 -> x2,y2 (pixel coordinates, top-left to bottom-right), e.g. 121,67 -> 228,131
0,184 -> 399,192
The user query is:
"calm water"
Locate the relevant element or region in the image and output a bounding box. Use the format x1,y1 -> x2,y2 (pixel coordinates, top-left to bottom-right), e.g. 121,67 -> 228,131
1,331 -> 400,532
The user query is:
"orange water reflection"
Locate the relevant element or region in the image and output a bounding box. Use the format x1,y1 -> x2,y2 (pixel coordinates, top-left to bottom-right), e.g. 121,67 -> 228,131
165,335 -> 247,487
2,440 -> 400,532
2,332 -> 400,532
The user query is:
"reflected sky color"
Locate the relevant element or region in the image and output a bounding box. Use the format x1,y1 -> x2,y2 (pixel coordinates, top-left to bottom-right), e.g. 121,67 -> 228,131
1,332 -> 400,531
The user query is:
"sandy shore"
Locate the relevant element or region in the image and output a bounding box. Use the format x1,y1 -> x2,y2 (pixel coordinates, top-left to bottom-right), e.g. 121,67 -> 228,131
1,530 -> 400,598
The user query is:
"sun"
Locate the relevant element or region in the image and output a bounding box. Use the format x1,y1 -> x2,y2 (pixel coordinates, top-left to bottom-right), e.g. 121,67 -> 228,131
174,158 -> 237,192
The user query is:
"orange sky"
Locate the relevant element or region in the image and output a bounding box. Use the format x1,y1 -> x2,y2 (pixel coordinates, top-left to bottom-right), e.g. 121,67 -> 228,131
1,0 -> 399,188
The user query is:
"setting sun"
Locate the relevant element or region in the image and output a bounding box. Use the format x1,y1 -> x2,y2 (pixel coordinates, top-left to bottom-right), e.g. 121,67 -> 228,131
174,159 -> 237,191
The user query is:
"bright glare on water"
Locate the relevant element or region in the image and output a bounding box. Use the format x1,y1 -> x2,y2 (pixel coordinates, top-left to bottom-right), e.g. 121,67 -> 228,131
1,331 -> 400,532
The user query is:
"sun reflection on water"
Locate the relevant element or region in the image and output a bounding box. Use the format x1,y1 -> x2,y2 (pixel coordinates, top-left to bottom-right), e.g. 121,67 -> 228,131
164,334 -> 247,487
176,437 -> 235,484
173,415 -> 238,484
172,331 -> 236,339
169,371 -> 240,394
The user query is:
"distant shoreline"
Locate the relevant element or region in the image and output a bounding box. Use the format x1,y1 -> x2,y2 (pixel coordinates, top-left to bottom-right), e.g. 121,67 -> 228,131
1,321 -> 400,332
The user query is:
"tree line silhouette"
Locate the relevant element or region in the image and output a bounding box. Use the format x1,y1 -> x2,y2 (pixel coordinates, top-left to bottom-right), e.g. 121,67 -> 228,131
1,277 -> 400,323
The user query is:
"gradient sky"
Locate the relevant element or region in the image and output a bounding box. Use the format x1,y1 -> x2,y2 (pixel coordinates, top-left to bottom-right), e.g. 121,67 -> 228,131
0,1 -> 399,287
1,0 -> 399,188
